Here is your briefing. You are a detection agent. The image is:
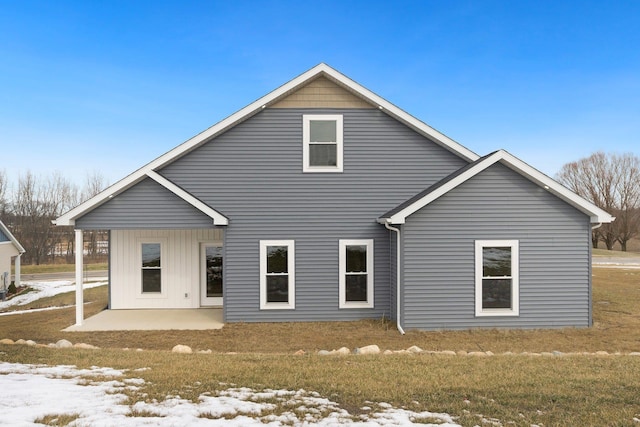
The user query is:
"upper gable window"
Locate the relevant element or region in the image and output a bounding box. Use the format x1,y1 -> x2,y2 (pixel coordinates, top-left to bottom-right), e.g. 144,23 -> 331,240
303,114 -> 343,173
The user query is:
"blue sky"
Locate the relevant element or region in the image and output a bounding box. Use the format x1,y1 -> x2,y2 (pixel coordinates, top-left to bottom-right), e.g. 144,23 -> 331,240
1,0 -> 639,187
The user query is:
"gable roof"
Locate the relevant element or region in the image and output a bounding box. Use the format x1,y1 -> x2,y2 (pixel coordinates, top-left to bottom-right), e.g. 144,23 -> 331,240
55,63 -> 479,226
0,220 -> 26,254
378,149 -> 615,225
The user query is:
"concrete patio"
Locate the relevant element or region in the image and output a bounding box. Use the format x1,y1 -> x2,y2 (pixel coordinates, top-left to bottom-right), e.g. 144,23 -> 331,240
63,308 -> 224,331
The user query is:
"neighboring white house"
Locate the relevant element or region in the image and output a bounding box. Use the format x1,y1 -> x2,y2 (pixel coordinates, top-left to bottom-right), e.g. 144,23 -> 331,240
0,220 -> 25,291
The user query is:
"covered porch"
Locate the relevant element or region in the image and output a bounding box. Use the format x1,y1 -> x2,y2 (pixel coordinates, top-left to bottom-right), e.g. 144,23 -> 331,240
64,308 -> 224,331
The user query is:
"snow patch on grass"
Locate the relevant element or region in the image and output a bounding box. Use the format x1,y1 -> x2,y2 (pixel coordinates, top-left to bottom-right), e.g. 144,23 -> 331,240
0,362 -> 460,426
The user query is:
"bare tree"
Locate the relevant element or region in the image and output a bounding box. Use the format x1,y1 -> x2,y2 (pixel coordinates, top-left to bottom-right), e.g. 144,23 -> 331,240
0,170 -> 8,219
80,171 -> 109,259
11,171 -> 77,264
611,154 -> 640,251
556,152 -> 640,251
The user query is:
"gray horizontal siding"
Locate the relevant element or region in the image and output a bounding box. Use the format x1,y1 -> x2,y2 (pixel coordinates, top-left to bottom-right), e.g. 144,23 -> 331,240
401,162 -> 591,330
159,108 -> 469,322
76,178 -> 215,229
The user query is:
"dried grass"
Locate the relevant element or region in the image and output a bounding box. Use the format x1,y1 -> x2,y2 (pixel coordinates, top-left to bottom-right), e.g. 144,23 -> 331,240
2,267 -> 640,425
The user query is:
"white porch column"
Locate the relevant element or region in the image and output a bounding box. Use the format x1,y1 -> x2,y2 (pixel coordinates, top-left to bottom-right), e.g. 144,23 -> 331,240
75,229 -> 84,326
14,254 -> 21,287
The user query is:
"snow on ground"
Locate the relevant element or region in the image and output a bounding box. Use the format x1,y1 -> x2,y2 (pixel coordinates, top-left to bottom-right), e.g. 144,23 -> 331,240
0,279 -> 107,311
0,362 -> 460,426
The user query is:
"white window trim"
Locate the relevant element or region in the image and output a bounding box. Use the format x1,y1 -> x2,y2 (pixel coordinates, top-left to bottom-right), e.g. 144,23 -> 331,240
339,239 -> 374,309
260,240 -> 295,310
302,114 -> 343,173
137,237 -> 167,298
475,240 -> 519,317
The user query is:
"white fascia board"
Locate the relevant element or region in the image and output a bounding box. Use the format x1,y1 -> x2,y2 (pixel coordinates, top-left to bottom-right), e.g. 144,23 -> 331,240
387,154 -> 501,224
496,150 -> 615,223
146,171 -> 228,225
55,65 -> 335,226
0,221 -> 25,253
318,65 -> 479,162
55,63 -> 479,226
386,149 -> 614,224
54,172 -> 149,226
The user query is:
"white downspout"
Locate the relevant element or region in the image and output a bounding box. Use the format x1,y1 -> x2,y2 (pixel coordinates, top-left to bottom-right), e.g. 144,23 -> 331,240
384,222 -> 405,335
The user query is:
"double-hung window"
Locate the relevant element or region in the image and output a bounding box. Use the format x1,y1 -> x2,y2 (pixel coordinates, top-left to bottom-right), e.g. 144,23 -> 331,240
260,240 -> 295,309
141,242 -> 162,294
475,240 -> 519,316
339,239 -> 374,308
303,114 -> 343,172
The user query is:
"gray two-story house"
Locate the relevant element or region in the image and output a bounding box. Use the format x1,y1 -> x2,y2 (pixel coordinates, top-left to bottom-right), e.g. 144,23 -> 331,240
55,64 -> 613,332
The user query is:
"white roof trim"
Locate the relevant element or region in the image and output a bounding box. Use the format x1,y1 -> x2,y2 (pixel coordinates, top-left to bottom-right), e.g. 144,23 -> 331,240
0,220 -> 26,254
55,64 -> 479,226
383,149 -> 615,225
146,171 -> 228,225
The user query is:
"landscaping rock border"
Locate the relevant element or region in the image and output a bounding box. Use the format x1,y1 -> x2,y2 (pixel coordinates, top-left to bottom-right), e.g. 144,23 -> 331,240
2,337 -> 640,357
312,345 -> 640,357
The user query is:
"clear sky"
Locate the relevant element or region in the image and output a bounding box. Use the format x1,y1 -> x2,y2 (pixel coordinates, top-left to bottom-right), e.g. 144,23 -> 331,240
1,0 -> 639,187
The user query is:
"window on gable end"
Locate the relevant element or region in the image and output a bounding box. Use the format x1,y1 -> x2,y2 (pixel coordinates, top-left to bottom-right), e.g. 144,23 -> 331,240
303,114 -> 343,172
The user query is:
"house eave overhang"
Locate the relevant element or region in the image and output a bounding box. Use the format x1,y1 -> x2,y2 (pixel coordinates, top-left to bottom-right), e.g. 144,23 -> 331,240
378,149 -> 615,225
55,63 -> 481,227
54,172 -> 229,227
0,221 -> 26,254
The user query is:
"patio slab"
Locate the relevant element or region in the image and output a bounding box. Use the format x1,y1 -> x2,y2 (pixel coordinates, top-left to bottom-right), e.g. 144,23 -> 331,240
63,308 -> 224,331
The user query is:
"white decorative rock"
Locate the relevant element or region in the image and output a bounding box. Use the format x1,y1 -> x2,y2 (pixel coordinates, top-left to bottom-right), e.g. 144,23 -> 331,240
355,345 -> 380,355
25,340 -> 37,346
172,344 -> 193,354
15,339 -> 27,345
0,338 -> 14,345
197,349 -> 212,354
55,339 -> 73,348
628,352 -> 640,356
406,345 -> 423,353
439,350 -> 457,356
317,350 -> 331,356
74,343 -> 99,350
331,347 -> 351,356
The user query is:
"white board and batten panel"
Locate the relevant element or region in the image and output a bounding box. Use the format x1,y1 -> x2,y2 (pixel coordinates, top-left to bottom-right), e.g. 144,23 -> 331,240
110,229 -> 223,309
